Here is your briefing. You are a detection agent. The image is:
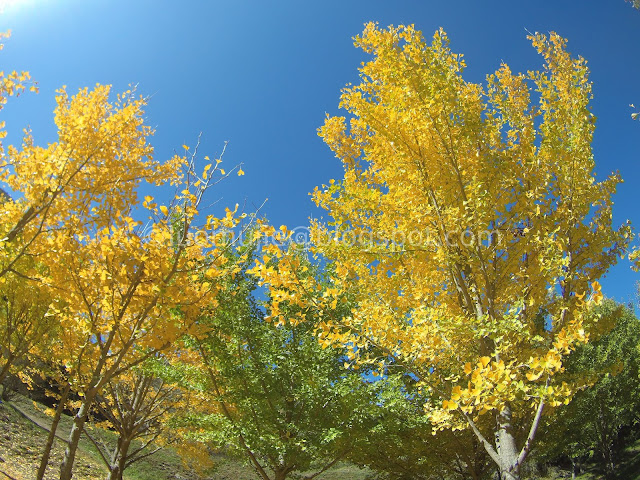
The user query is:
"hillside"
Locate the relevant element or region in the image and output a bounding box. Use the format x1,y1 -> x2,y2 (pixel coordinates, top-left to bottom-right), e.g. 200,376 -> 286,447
0,392 -> 203,480
0,392 -> 370,480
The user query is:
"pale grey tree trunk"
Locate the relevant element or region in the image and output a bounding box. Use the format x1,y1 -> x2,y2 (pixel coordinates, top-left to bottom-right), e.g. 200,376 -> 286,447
496,405 -> 520,480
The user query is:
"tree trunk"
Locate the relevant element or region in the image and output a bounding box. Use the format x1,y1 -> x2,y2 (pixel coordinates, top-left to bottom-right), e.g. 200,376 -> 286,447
59,389 -> 97,480
36,383 -> 70,480
496,405 -> 520,480
0,358 -> 13,387
273,467 -> 287,480
0,382 -> 9,401
107,437 -> 132,480
603,446 -> 616,479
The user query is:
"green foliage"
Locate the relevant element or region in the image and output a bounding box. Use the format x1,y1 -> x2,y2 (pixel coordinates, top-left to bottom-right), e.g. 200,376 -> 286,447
173,249 -> 374,480
349,374 -> 492,480
538,300 -> 640,478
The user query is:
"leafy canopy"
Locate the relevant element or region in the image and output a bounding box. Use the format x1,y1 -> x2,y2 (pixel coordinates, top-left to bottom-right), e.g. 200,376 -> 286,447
252,23 -> 631,478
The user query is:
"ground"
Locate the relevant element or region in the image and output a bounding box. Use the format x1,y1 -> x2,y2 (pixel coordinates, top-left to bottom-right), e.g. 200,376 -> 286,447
2,392 -> 639,480
0,392 -> 371,480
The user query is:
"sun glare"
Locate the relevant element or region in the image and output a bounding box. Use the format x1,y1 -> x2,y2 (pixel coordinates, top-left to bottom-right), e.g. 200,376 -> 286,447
0,0 -> 32,14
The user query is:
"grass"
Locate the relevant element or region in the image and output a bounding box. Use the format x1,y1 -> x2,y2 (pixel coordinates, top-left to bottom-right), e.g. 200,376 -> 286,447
0,396 -> 107,480
613,438 -> 640,480
0,391 -> 208,480
0,392 -> 371,480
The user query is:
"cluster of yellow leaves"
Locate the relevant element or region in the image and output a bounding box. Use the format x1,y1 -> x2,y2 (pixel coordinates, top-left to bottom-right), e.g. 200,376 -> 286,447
0,32 -> 37,128
0,258 -> 55,384
0,84 -> 174,283
248,224 -> 318,327
436,305 -> 592,418
629,248 -> 640,272
309,22 -> 631,432
0,74 -> 244,411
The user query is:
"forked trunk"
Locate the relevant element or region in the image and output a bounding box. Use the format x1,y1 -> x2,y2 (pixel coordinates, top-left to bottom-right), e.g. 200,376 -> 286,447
496,405 -> 520,480
107,437 -> 132,480
273,467 -> 287,480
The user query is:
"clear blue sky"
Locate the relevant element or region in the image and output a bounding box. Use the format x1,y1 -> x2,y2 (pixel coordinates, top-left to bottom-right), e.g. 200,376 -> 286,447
1,0 -> 639,303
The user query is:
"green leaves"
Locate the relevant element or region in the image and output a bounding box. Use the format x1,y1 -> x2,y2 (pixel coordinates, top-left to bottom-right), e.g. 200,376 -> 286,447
539,301 -> 640,473
171,248 -> 373,479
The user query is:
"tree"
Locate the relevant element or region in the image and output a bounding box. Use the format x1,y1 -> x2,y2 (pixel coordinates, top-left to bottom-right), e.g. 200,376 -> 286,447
176,243 -> 371,480
1,82 -> 243,479
537,300 -> 640,479
348,374 -> 492,480
88,369 -> 180,480
254,24 -> 631,480
0,264 -> 56,386
35,368 -> 72,480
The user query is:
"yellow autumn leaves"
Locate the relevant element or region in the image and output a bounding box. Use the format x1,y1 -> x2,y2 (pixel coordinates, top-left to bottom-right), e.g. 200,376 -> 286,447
306,22 -> 632,446
0,32 -> 252,473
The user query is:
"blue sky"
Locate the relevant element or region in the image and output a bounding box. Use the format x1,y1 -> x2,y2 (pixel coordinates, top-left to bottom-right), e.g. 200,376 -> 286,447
1,0 -> 639,303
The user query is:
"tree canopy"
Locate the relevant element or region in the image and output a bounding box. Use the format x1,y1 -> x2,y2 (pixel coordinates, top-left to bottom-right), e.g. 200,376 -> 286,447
252,23 -> 632,479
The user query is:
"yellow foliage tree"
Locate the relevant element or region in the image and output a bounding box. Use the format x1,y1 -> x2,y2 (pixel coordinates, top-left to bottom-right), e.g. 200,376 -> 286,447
0,31 -> 59,403
0,31 -> 42,280
253,24 -> 631,480
1,81 -> 242,478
